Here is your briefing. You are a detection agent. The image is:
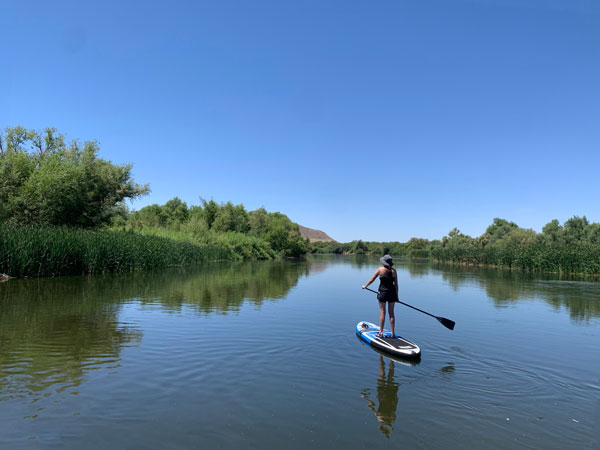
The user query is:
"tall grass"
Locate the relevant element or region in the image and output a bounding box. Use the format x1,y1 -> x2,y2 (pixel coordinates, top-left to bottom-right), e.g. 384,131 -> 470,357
134,227 -> 276,260
0,224 -> 275,278
431,242 -> 600,275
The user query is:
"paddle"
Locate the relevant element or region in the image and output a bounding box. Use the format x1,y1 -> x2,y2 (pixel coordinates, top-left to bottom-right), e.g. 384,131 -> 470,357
364,287 -> 456,330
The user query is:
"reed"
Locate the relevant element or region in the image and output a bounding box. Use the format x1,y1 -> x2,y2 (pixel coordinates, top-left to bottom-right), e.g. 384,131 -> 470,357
0,224 -> 274,278
431,242 -> 600,275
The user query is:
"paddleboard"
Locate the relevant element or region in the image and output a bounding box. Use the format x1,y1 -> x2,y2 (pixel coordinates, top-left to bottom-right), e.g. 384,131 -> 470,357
356,321 -> 421,359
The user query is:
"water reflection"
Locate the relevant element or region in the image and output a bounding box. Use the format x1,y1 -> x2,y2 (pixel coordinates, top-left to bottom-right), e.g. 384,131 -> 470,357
439,363 -> 456,375
355,256 -> 600,321
361,354 -> 400,438
360,348 -> 456,439
0,287 -> 142,402
397,259 -> 432,279
333,254 -> 432,277
133,259 -> 313,313
0,259 -> 316,401
433,263 -> 600,321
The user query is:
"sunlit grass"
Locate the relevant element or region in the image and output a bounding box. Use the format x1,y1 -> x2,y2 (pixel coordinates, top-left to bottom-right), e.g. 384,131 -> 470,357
431,242 -> 600,275
0,225 -> 275,278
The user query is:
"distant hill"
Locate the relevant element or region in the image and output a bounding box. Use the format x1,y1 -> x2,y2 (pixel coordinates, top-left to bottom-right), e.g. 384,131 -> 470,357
298,225 -> 335,242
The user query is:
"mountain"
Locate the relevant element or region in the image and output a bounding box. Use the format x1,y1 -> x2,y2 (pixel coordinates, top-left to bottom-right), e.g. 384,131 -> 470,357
298,225 -> 335,242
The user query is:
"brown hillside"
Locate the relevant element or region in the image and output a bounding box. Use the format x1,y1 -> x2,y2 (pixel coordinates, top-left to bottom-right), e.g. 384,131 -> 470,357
298,225 -> 335,242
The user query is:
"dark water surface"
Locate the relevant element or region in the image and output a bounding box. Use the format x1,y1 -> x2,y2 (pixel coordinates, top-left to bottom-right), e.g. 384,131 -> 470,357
1,256 -> 598,449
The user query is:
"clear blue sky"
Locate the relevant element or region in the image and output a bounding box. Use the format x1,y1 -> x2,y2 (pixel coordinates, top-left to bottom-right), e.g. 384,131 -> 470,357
2,0 -> 598,242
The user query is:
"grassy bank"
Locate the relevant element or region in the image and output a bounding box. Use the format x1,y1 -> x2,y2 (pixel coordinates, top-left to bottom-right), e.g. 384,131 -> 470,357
431,241 -> 600,275
0,224 -> 276,278
0,128 -> 308,278
310,217 -> 600,275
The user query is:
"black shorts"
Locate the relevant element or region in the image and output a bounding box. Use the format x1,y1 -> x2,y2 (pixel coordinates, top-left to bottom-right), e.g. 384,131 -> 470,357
377,291 -> 399,303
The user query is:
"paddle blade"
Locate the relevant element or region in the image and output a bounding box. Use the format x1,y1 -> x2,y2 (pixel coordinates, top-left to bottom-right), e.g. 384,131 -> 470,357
437,317 -> 455,330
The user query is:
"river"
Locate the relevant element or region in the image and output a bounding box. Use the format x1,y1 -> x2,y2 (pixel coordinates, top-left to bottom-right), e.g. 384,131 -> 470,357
0,256 -> 598,449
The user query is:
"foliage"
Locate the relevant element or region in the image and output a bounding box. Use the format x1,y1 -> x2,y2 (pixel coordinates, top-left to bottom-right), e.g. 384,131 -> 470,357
0,126 -> 149,227
113,199 -> 309,258
0,223 -> 258,277
0,126 -> 309,277
310,238 -> 438,259
432,216 -> 600,274
310,215 -> 600,275
4,127 -> 598,276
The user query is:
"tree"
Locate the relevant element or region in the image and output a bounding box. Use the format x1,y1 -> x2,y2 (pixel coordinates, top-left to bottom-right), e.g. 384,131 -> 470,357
0,126 -> 149,227
485,218 -> 518,244
202,199 -> 219,229
212,201 -> 236,232
585,223 -> 600,244
352,240 -> 369,254
163,197 -> 189,224
542,219 -> 563,243
249,207 -> 269,236
563,216 -> 589,243
133,204 -> 167,228
407,237 -> 428,250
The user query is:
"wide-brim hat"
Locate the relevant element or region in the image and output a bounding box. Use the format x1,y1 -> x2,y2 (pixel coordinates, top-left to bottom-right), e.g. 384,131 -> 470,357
380,255 -> 393,267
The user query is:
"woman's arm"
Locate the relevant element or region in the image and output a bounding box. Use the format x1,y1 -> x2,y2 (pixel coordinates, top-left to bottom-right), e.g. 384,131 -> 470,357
393,269 -> 399,296
362,268 -> 381,289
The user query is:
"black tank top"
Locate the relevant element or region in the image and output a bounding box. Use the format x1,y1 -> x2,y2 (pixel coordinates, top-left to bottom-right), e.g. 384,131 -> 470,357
378,269 -> 398,302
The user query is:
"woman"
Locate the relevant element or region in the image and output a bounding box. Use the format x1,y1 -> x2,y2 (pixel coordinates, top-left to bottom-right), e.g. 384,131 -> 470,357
362,255 -> 399,338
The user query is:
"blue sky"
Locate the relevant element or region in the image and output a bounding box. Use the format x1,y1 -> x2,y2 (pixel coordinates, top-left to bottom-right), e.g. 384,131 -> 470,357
2,0 -> 598,242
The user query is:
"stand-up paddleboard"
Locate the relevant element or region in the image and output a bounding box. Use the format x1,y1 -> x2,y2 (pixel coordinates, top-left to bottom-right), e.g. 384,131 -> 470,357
356,321 -> 421,359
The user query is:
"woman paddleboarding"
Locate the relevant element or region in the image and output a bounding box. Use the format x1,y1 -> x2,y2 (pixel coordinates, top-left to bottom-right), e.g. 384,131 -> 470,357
362,255 -> 399,338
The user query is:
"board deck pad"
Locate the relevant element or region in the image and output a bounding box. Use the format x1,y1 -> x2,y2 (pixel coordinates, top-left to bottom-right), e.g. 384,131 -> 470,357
356,321 -> 421,359
379,337 -> 415,347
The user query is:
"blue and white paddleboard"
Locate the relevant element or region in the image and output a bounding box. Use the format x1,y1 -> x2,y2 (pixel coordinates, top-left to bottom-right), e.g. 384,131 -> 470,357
356,321 -> 421,359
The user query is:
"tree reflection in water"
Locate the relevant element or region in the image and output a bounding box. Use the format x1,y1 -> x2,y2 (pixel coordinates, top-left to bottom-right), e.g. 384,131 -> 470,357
367,258 -> 600,322
0,259 -> 317,402
433,262 -> 600,322
0,278 -> 143,402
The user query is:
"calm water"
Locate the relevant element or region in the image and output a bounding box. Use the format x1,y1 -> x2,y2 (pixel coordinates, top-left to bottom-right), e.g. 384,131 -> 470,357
0,256 -> 598,449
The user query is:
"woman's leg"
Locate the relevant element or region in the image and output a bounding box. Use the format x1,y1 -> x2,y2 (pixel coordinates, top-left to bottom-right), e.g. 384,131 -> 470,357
387,302 -> 396,337
377,301 -> 386,337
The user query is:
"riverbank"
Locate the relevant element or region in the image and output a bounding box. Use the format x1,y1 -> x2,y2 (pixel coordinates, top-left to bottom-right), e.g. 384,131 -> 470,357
310,217 -> 600,276
309,245 -> 600,276
0,224 -> 277,278
431,242 -> 600,275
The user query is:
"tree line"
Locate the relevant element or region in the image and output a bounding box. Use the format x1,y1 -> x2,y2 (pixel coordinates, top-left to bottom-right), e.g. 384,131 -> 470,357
112,197 -> 308,257
2,126 -> 599,276
309,237 -> 439,258
313,217 -> 600,275
0,126 -> 307,277
430,217 -> 600,274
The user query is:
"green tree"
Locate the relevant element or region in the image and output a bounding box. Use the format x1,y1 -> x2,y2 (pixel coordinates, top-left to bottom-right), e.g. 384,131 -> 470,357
352,240 -> 369,254
585,223 -> 600,244
0,150 -> 35,222
249,207 -> 269,236
485,218 -> 518,244
233,204 -> 250,233
202,199 -> 219,229
542,219 -> 563,243
0,127 -> 149,227
563,216 -> 589,243
407,237 -> 428,250
212,201 -> 237,232
163,197 -> 189,225
133,204 -> 167,228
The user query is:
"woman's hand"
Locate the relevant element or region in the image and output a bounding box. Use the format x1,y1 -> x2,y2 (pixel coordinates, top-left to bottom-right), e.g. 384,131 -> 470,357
362,285 -> 367,289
